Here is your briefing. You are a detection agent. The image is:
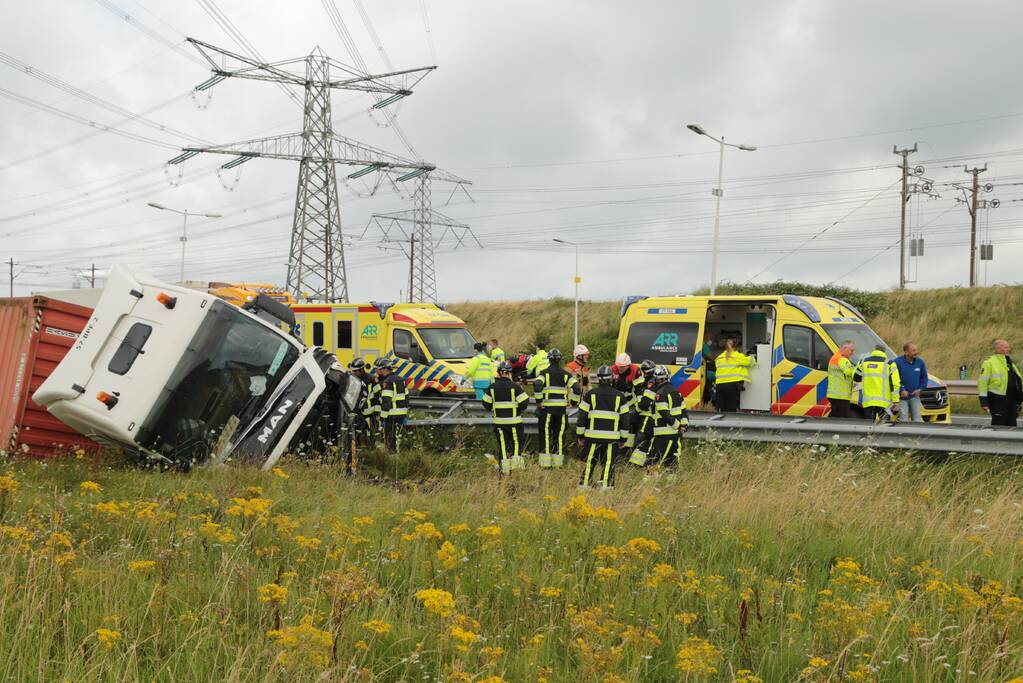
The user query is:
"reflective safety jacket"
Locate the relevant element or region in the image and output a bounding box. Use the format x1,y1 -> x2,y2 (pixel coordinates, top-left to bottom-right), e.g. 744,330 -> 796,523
650,382 -> 689,436
826,352 -> 856,400
464,352 -> 496,381
855,350 -> 898,408
490,347 -> 506,363
978,354 -> 1023,407
525,349 -> 550,377
715,350 -> 755,384
575,385 -> 632,442
482,377 -> 529,425
379,373 -> 409,418
533,366 -> 579,414
566,360 -> 591,393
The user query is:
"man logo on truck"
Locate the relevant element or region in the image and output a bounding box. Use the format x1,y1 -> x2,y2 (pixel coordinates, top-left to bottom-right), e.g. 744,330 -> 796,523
257,399 -> 294,444
361,324 -> 379,339
652,332 -> 679,353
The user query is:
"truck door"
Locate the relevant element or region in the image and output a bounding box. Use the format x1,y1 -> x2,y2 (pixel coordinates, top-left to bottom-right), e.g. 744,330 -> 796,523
621,303 -> 707,409
775,324 -> 833,416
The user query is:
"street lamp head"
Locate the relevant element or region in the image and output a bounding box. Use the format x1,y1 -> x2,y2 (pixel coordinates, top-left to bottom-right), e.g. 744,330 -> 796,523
147,202 -> 167,210
737,143 -> 758,152
686,123 -> 706,136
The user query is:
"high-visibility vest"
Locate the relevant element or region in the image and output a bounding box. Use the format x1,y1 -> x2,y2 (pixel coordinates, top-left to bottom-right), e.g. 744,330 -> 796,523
526,350 -> 550,377
465,353 -> 495,381
827,352 -> 855,400
857,351 -> 893,408
978,354 -> 1023,399
715,351 -> 755,384
490,347 -> 506,363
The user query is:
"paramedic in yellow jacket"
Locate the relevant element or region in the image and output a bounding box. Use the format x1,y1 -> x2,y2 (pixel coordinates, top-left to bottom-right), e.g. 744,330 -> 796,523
714,337 -> 755,413
464,341 -> 497,400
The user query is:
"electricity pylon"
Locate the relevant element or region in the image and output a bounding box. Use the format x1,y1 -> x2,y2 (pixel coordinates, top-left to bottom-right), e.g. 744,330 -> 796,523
167,38 -> 465,302
363,173 -> 480,302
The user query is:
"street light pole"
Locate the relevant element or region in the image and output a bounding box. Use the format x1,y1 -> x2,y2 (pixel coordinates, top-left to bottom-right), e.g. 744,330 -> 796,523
553,238 -> 579,350
686,123 -> 757,295
147,202 -> 222,283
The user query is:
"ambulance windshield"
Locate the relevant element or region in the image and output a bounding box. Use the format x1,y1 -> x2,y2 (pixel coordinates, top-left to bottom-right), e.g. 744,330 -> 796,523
137,301 -> 300,462
419,327 -> 476,359
821,323 -> 895,364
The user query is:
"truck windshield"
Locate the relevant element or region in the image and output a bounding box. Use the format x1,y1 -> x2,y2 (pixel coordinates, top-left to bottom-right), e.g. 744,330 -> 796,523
821,323 -> 895,363
419,327 -> 476,359
137,301 -> 300,461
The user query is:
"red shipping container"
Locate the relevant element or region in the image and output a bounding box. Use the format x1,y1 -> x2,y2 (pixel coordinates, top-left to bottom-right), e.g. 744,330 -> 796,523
0,296 -> 97,457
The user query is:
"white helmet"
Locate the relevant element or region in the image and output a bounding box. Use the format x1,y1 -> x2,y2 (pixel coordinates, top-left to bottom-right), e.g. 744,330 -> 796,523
574,344 -> 589,357
615,352 -> 632,368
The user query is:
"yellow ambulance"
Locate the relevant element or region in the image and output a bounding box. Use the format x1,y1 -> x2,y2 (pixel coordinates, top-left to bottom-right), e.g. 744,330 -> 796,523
617,294 -> 951,422
290,302 -> 478,396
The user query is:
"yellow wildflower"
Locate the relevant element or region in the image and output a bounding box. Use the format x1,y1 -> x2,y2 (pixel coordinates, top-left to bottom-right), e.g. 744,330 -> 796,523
735,670 -> 764,683
95,628 -> 122,649
0,473 -> 17,494
266,615 -> 334,669
448,523 -> 471,535
294,535 -> 322,552
415,588 -> 456,617
226,496 -> 273,518
676,636 -> 721,675
198,519 -> 237,544
79,480 -> 102,493
353,515 -> 375,527
539,586 -> 562,598
127,560 -> 156,572
675,611 -> 698,626
362,619 -> 392,635
449,624 -> 480,648
403,522 -> 443,542
625,536 -> 661,557
271,467 -> 289,479
596,566 -> 620,580
437,541 -> 460,570
258,582 -> 288,604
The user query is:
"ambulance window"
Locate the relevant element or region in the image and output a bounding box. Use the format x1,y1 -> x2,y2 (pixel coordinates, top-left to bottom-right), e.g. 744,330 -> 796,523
393,329 -> 414,360
783,325 -> 831,370
336,320 -> 353,349
312,321 -> 324,347
624,322 -> 699,366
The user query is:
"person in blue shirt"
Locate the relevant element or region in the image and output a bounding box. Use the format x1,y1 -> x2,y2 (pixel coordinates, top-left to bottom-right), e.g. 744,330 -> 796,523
893,342 -> 928,422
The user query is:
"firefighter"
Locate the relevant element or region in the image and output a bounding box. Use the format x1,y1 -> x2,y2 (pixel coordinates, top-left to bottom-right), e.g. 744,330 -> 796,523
978,339 -> 1023,426
488,339 -> 505,364
854,344 -> 898,422
534,348 -> 578,468
526,343 -> 550,379
576,365 -> 632,489
612,353 -> 645,398
626,359 -> 658,463
566,344 -> 591,394
648,365 -> 688,470
349,358 -> 375,447
482,361 -> 529,474
377,359 -> 408,452
826,340 -> 857,418
464,341 -> 496,399
714,337 -> 755,413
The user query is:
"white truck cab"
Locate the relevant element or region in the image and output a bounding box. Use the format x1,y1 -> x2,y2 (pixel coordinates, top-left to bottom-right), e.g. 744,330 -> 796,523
34,266 -> 358,469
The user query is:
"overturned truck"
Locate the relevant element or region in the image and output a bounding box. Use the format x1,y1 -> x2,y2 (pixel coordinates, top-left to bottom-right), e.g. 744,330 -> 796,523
33,266 -> 362,470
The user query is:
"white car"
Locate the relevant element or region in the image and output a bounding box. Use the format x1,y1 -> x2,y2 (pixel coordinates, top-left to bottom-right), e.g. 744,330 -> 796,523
34,265 -> 361,470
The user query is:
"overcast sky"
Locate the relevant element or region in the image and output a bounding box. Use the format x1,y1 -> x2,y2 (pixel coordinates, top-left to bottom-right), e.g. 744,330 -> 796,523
3,0 -> 1023,302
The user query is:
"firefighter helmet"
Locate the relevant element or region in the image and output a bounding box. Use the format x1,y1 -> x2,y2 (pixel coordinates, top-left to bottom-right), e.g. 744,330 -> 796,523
615,352 -> 632,368
596,365 -> 613,384
640,359 -> 656,375
653,365 -> 670,381
548,348 -> 563,363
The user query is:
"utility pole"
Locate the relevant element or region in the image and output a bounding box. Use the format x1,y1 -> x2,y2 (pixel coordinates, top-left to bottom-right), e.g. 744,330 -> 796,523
408,232 -> 415,303
965,165 -> 987,288
90,264 -> 96,288
894,144 -> 917,289
8,257 -> 12,298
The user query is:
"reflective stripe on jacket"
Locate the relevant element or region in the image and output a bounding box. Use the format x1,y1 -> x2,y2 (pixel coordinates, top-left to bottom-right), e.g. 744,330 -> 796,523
826,352 -> 855,400
526,350 -> 550,377
379,374 -> 409,417
575,385 -> 632,441
715,350 -> 755,384
533,366 -> 579,412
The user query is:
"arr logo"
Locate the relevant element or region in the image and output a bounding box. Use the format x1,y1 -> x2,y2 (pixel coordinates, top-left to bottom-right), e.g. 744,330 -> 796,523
257,399 -> 294,444
652,332 -> 679,349
361,324 -> 379,338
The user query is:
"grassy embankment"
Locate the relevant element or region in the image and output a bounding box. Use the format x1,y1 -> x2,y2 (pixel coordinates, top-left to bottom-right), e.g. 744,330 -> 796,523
1,445 -> 1023,682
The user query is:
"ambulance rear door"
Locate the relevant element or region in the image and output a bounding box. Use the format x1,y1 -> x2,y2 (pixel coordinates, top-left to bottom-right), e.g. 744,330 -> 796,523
621,301 -> 708,409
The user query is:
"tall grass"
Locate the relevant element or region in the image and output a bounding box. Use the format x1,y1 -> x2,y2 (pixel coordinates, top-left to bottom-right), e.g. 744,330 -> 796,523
1,443 -> 1022,681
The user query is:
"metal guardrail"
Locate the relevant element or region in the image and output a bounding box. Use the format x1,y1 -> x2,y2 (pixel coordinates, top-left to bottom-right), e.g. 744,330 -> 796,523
406,397 -> 1023,456
946,379 -> 978,396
